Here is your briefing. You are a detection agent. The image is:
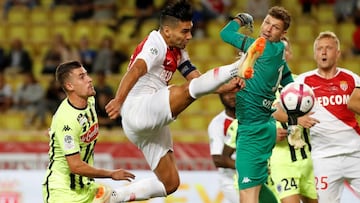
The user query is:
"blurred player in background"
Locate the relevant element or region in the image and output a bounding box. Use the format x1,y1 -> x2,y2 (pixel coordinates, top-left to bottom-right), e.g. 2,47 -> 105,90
296,31 -> 360,203
207,91 -> 238,202
220,6 -> 294,203
270,36 -> 319,203
42,61 -> 135,203
104,0 -> 265,202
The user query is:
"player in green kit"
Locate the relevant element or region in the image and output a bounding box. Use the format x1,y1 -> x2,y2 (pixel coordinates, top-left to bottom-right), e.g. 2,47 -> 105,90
42,61 -> 135,203
220,6 -> 294,203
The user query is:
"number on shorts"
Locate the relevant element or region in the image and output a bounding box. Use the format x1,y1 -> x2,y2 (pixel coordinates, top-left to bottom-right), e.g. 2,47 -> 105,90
281,177 -> 298,191
315,176 -> 328,190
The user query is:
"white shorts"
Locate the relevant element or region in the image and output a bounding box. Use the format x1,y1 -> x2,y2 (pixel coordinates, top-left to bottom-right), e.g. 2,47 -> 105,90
121,87 -> 175,170
313,152 -> 360,203
218,174 -> 239,203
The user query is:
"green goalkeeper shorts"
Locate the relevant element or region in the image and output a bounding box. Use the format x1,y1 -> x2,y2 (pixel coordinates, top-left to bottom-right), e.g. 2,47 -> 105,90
236,120 -> 277,189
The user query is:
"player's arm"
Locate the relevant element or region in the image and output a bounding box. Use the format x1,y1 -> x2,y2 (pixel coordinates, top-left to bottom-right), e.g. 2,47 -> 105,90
280,67 -> 294,87
106,59 -> 147,119
348,87 -> 360,114
272,101 -> 319,128
216,144 -> 235,169
183,67 -> 201,81
297,112 -> 319,128
216,119 -> 237,169
220,14 -> 253,51
272,101 -> 288,123
66,153 -> 135,181
276,127 -> 287,142
215,77 -> 245,94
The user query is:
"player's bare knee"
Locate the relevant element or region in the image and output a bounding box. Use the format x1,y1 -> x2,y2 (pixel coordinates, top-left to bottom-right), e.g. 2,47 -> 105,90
162,175 -> 180,195
165,179 -> 180,195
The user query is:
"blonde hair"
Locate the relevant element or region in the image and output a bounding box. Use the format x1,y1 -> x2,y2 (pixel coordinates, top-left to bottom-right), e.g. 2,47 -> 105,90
314,31 -> 341,51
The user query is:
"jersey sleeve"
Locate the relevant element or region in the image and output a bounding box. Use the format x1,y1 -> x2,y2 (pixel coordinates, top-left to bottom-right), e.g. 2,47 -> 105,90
280,62 -> 294,86
52,110 -> 82,156
220,20 -> 255,52
136,33 -> 165,72
225,119 -> 238,149
208,118 -> 225,155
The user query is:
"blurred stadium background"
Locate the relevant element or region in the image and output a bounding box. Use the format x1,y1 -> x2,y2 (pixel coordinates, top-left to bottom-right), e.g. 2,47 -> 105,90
1,0 -> 360,174
0,0 -> 359,202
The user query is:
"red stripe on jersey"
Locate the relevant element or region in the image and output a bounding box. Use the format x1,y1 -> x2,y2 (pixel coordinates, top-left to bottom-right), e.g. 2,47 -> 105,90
304,72 -> 360,134
164,47 -> 181,72
214,68 -> 219,79
223,118 -> 233,135
128,35 -> 149,70
128,35 -> 181,77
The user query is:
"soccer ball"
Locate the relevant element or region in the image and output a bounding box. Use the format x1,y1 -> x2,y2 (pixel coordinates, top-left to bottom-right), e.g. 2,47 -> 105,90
280,82 -> 315,116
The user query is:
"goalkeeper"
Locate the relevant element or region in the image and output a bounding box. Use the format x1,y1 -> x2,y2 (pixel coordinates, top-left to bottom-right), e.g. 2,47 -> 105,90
220,6 -> 294,203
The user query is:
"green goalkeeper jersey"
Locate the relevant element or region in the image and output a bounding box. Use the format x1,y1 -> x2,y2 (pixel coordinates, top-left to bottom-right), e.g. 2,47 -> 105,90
43,96 -> 99,199
221,21 -> 294,125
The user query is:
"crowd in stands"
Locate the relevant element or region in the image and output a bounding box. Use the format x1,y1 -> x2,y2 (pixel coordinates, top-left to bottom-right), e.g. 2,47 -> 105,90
0,0 -> 359,130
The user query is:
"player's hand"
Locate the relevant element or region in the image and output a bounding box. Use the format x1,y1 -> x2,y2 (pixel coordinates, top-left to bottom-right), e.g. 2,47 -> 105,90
216,77 -> 245,93
105,99 -> 121,120
235,13 -> 253,32
111,169 -> 135,182
287,125 -> 306,149
276,127 -> 287,142
297,112 -> 319,128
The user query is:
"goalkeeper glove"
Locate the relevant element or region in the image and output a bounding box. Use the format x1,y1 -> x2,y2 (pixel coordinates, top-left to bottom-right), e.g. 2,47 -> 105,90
287,125 -> 306,149
235,13 -> 254,32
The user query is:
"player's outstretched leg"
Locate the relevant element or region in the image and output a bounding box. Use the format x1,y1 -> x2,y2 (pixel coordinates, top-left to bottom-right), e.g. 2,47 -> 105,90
238,37 -> 266,79
93,184 -> 112,203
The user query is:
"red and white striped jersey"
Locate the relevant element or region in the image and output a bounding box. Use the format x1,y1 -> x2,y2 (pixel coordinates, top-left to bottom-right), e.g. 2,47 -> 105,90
296,68 -> 360,159
127,30 -> 190,96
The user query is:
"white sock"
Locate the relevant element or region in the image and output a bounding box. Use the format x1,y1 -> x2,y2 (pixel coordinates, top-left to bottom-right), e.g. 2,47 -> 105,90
188,57 -> 244,99
110,178 -> 166,202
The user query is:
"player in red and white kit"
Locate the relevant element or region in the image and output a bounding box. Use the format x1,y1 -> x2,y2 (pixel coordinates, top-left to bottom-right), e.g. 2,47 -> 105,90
207,92 -> 238,203
104,1 -> 264,202
295,31 -> 360,203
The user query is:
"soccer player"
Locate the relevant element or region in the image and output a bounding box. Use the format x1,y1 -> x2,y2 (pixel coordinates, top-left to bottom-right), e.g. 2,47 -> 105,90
42,61 -> 135,203
295,31 -> 360,203
220,6 -> 294,203
105,0 -> 265,202
207,91 -> 238,203
270,37 -> 319,203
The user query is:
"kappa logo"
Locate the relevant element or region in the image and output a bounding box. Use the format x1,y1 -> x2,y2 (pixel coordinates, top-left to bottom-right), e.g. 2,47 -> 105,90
241,177 -> 252,184
62,125 -> 71,132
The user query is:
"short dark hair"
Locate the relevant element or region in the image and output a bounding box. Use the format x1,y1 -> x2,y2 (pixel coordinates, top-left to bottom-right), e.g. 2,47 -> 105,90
268,6 -> 291,31
55,60 -> 83,91
160,0 -> 193,28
